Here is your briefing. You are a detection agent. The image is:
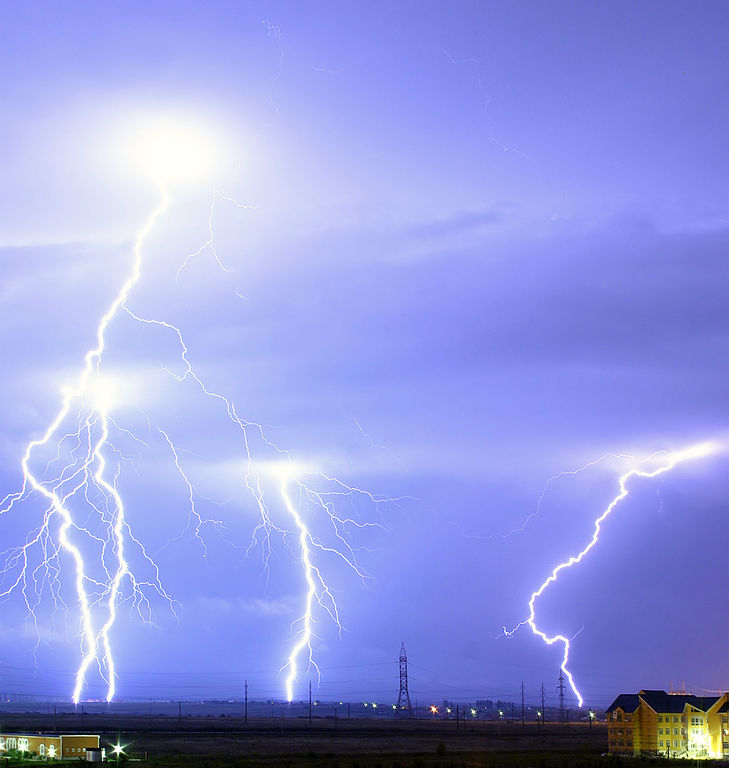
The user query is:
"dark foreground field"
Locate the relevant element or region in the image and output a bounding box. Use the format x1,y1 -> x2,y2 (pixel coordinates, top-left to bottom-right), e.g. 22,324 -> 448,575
0,713 -> 704,768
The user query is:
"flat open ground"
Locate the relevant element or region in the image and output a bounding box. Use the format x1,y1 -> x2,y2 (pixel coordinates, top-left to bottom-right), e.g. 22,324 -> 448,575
0,713 -> 628,767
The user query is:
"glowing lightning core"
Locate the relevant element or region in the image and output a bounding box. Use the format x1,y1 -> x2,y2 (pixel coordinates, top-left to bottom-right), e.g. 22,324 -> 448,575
504,440 -> 722,708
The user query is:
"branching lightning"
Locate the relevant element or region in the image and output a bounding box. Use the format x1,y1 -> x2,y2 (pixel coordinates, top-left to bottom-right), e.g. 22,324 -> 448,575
503,440 -> 722,708
0,130 -> 394,702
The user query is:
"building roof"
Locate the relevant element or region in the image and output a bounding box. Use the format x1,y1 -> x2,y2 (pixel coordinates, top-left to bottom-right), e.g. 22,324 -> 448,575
606,694 -> 640,713
607,690 -> 726,715
638,690 -> 722,714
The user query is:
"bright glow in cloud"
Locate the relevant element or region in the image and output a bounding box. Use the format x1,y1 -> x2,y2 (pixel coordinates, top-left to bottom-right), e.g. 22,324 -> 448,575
124,116 -> 222,183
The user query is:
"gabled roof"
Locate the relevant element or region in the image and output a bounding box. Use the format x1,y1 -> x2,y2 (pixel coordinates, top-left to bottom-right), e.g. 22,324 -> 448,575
606,694 -> 640,713
638,690 -> 722,714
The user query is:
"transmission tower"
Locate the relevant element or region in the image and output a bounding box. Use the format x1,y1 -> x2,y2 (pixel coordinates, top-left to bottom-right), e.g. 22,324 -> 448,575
396,642 -> 413,716
557,670 -> 566,722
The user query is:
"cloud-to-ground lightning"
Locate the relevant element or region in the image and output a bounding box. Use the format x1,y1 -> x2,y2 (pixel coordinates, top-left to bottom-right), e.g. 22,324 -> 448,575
0,124 -> 394,703
503,440 -> 723,708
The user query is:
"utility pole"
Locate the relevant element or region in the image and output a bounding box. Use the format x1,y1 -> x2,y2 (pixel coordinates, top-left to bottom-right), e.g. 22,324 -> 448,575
308,680 -> 312,726
53,704 -> 57,732
557,671 -> 566,723
540,683 -> 546,726
396,642 -> 413,717
244,680 -> 248,726
178,700 -> 182,723
521,682 -> 525,725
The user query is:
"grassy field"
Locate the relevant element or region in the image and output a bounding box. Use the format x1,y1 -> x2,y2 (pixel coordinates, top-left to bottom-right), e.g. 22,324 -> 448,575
0,713 -> 702,767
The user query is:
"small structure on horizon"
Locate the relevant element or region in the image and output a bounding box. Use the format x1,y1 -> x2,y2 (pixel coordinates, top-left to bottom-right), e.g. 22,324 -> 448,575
0,733 -> 101,759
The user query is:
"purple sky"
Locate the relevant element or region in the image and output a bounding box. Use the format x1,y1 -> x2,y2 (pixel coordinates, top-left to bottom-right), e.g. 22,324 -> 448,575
0,1 -> 727,709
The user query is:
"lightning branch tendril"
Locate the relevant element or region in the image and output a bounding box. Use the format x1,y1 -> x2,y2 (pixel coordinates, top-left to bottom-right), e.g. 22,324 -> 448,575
502,440 -> 722,708
0,173 -> 394,703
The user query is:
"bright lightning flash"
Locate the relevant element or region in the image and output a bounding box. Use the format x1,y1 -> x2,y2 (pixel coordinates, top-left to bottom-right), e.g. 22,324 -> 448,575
503,440 -> 722,708
0,120 -> 392,703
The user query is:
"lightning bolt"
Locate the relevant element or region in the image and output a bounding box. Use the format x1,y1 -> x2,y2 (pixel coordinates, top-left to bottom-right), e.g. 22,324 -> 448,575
1,185 -> 172,702
1,167 -> 395,702
503,440 -> 722,708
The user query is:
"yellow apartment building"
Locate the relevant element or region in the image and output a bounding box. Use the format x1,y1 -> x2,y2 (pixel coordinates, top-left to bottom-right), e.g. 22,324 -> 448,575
607,689 -> 729,759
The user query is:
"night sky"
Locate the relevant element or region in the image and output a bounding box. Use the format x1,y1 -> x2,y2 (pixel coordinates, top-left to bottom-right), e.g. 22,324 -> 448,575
0,1 -> 727,709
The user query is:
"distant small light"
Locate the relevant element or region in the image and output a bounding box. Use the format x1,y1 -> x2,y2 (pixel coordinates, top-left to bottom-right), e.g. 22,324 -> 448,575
112,745 -> 123,755
372,702 -> 377,709
430,705 -> 438,714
